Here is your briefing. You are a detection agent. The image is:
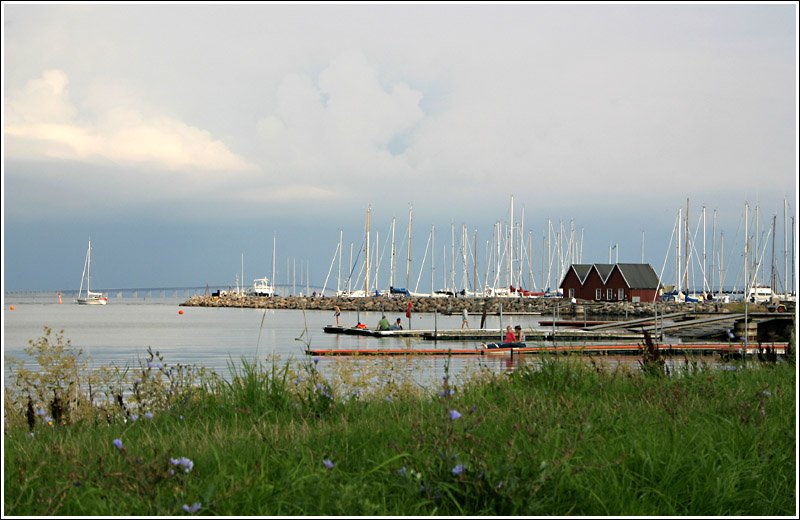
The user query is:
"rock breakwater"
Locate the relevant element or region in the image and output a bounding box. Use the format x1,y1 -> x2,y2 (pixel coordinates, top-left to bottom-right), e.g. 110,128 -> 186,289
181,294 -> 731,317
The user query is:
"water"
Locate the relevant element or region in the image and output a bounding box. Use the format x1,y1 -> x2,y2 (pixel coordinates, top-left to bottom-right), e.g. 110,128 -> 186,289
3,295 -> 548,389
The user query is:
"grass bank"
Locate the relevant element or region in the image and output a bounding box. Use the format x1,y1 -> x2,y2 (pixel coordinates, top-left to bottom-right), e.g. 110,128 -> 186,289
3,328 -> 796,516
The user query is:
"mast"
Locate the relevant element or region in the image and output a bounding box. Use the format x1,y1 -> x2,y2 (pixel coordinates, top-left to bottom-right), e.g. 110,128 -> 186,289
364,206 -> 371,296
784,199 -> 788,295
406,205 -> 413,291
87,240 -> 92,294
473,229 -> 478,296
684,198 -> 689,293
744,202 -> 749,350
337,230 -> 342,294
390,217 -> 396,288
771,215 -> 777,294
272,233 -> 277,292
702,205 -> 707,294
431,225 -> 435,294
711,210 -> 716,296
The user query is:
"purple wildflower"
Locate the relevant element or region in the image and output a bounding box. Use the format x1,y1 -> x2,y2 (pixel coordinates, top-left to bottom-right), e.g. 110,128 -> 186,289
452,464 -> 464,476
449,409 -> 461,420
36,408 -> 46,416
113,438 -> 123,450
130,414 -> 139,422
323,458 -> 334,470
313,356 -> 320,365
144,411 -> 154,420
182,502 -> 202,514
170,456 -> 194,473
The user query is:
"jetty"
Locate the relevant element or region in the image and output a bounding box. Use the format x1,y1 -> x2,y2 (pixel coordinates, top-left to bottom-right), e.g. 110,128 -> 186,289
307,342 -> 789,357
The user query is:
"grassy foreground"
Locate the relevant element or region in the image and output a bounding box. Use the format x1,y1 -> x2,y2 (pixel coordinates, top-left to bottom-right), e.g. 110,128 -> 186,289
3,328 -> 797,516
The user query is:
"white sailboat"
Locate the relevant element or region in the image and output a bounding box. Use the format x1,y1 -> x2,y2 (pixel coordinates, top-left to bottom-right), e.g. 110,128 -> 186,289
76,240 -> 108,305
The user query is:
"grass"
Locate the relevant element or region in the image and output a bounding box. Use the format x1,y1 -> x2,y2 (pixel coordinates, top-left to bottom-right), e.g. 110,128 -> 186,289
3,328 -> 796,516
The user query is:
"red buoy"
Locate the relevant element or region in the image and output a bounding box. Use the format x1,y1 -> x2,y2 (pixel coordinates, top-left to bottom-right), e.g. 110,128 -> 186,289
178,309 -> 184,315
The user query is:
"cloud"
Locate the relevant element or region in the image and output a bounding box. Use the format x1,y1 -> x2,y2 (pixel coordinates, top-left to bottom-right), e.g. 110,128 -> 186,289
5,69 -> 253,172
256,50 -> 425,183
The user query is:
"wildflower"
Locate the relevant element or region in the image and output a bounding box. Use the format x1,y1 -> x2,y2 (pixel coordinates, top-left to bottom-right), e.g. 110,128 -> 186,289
322,458 -> 334,470
130,414 -> 139,422
113,438 -> 123,450
182,502 -> 202,514
398,466 -> 407,477
452,464 -> 464,476
449,409 -> 461,420
36,408 -> 46,416
761,390 -> 773,398
144,411 -> 154,420
170,457 -> 194,473
313,356 -> 320,365
44,416 -> 54,426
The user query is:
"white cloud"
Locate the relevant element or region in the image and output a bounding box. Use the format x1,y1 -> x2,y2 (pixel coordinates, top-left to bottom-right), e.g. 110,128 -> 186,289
5,69 -> 253,172
256,50 -> 424,183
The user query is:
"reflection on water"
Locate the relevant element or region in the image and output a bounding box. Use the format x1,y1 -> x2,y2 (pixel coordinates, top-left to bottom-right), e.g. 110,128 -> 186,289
3,300 -> 736,389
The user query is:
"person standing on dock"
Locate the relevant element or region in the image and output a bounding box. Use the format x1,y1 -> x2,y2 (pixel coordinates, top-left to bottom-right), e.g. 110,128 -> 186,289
462,308 -> 470,328
334,306 -> 341,326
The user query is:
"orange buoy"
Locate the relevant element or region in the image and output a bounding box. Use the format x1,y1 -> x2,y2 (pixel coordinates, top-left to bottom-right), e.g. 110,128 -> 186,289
9,305 -> 15,311
178,309 -> 184,315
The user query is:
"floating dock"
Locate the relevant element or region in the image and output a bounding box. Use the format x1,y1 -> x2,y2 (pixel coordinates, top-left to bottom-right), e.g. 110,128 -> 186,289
323,326 -> 645,342
307,342 -> 788,357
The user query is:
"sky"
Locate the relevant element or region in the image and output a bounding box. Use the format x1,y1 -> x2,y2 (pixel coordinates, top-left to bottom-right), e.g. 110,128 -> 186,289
2,2 -> 798,295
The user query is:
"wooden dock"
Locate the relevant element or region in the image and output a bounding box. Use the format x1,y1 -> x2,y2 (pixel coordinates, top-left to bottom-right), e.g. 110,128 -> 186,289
322,326 -> 644,342
307,342 -> 788,357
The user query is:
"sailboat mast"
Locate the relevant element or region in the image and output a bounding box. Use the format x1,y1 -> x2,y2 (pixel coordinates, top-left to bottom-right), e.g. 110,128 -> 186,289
406,205 -> 413,291
431,225 -> 435,294
390,217 -> 396,289
364,206 -> 371,296
272,233 -> 277,292
337,230 -> 342,294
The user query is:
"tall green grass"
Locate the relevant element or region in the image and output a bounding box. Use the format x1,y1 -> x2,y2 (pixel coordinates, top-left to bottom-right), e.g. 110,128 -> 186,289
3,328 -> 796,516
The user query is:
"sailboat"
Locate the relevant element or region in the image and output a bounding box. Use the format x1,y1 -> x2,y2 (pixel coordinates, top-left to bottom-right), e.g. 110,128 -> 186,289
76,240 -> 108,305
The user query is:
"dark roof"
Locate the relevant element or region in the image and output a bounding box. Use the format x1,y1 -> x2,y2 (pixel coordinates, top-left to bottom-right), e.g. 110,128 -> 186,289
571,264 -> 593,284
593,264 -> 615,282
560,263 -> 660,290
615,263 -> 660,289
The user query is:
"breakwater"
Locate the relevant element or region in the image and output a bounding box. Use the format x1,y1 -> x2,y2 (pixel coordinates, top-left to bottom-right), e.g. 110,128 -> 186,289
180,294 -> 733,317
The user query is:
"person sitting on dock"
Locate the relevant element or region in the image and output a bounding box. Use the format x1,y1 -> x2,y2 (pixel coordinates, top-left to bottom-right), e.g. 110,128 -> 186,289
377,315 -> 391,331
390,318 -> 403,330
355,322 -> 367,329
504,326 -> 516,343
514,325 -> 524,342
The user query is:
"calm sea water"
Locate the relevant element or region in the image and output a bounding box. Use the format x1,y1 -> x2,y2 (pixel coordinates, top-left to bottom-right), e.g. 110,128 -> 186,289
3,295 -> 549,389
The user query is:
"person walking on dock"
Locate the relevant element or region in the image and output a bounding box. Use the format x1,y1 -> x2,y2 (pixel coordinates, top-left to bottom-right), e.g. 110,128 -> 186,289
462,308 -> 470,329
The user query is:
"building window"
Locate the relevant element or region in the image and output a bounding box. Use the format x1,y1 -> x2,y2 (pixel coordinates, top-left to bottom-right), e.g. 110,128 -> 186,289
568,288 -> 574,299
618,288 -> 625,300
607,288 -> 613,300
596,288 -> 601,300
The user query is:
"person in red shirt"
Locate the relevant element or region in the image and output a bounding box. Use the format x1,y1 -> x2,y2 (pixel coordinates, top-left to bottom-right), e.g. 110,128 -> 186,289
504,326 -> 516,343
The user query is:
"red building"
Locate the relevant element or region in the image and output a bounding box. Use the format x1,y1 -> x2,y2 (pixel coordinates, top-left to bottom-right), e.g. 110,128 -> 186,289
560,263 -> 660,303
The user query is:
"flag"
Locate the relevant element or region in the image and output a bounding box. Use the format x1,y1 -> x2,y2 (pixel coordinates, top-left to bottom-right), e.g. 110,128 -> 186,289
406,302 -> 413,318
